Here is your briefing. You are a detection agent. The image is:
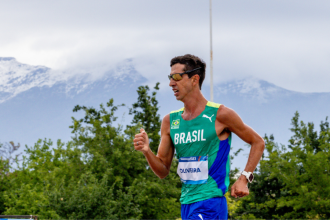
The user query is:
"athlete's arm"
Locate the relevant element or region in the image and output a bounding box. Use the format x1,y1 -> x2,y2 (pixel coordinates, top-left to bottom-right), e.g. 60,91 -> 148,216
217,105 -> 265,198
133,114 -> 175,179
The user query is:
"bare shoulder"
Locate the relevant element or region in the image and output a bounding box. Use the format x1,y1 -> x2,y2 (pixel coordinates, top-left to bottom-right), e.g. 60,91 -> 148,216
161,114 -> 171,134
162,114 -> 170,126
163,114 -> 170,123
216,104 -> 263,145
216,104 -> 242,124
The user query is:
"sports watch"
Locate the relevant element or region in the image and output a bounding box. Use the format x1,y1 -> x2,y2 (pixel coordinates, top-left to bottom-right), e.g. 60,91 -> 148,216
241,171 -> 254,183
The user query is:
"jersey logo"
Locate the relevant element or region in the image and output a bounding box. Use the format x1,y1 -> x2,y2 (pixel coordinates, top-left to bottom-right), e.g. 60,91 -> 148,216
198,214 -> 204,220
202,114 -> 214,122
174,130 -> 206,144
171,119 -> 180,129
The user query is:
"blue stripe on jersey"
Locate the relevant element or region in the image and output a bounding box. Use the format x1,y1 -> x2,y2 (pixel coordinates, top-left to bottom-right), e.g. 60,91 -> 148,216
209,137 -> 231,195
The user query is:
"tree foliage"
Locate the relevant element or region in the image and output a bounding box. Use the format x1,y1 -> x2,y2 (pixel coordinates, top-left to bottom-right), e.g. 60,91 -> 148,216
234,112 -> 330,219
128,83 -> 161,153
0,141 -> 22,214
1,84 -> 181,219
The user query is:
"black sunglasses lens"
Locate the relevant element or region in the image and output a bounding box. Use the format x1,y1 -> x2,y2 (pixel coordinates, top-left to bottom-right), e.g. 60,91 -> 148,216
169,74 -> 182,81
174,74 -> 183,81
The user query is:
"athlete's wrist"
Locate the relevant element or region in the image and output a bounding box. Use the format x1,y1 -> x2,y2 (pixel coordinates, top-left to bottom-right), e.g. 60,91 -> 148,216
142,146 -> 152,156
240,171 -> 254,183
238,175 -> 249,184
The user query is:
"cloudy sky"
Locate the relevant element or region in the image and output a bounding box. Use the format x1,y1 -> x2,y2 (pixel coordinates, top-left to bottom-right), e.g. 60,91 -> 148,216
1,0 -> 330,93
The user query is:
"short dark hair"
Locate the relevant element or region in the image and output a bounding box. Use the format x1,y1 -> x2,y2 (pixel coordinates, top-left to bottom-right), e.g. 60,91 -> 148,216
170,54 -> 206,89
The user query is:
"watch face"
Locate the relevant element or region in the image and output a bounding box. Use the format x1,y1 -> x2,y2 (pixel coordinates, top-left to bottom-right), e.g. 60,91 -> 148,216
248,174 -> 254,182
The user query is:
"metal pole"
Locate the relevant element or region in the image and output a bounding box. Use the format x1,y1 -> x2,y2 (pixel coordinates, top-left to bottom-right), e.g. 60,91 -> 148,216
209,0 -> 214,102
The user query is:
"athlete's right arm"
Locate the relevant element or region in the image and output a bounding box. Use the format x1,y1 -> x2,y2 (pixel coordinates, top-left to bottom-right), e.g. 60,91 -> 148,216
133,114 -> 175,179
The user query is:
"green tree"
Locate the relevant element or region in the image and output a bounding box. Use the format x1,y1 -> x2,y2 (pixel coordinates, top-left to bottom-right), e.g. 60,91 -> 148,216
68,99 -> 147,219
1,83 -> 181,219
3,139 -> 91,219
0,141 -> 21,214
128,83 -> 181,218
128,83 -> 161,153
69,83 -> 181,219
0,142 -> 9,214
234,112 -> 330,219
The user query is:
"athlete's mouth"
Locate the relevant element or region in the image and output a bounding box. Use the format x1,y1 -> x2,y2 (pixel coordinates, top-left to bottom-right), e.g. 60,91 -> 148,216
173,89 -> 179,95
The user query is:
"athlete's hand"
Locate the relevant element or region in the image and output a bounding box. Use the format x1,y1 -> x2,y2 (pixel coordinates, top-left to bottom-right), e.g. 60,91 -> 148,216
231,175 -> 249,198
133,128 -> 150,154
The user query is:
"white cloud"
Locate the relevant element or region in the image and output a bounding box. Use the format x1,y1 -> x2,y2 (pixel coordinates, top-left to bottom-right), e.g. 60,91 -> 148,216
0,0 -> 329,93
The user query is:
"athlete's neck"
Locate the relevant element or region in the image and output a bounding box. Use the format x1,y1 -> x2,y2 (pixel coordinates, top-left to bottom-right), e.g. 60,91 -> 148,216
181,92 -> 207,121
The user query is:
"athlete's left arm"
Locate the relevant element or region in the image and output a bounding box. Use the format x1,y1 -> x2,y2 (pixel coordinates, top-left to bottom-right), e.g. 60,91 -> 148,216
217,105 -> 265,198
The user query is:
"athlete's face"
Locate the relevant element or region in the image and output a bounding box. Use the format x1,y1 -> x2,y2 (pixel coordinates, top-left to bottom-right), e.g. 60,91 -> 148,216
169,63 -> 193,101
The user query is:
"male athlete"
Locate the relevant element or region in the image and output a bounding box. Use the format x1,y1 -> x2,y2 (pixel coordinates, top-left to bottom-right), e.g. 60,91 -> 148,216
134,54 -> 265,219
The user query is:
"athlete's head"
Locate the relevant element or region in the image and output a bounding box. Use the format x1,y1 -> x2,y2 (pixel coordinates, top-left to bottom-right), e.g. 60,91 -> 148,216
170,54 -> 206,90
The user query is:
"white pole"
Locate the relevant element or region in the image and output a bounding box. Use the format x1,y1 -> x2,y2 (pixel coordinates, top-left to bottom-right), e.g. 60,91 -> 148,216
210,0 -> 214,102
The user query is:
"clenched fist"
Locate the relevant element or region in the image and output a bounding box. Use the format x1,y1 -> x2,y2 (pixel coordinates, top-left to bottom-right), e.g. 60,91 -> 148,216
231,175 -> 249,198
133,128 -> 150,154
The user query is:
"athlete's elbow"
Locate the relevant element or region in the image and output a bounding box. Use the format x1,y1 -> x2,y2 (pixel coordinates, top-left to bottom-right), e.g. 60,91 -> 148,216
158,174 -> 168,179
258,137 -> 265,152
158,170 -> 170,179
251,136 -> 265,152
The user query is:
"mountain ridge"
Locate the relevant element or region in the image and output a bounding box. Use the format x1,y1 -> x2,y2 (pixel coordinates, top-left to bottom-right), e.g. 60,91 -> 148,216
0,57 -> 144,103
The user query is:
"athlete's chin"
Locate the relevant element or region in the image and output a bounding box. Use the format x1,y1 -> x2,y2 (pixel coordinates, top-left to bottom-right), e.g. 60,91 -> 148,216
174,94 -> 180,100
175,95 -> 183,101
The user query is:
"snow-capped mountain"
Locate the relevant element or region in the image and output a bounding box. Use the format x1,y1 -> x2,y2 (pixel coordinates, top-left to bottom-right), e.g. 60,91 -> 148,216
0,57 -> 146,150
215,78 -> 294,103
0,57 -> 53,103
0,57 -> 145,103
211,77 -> 330,151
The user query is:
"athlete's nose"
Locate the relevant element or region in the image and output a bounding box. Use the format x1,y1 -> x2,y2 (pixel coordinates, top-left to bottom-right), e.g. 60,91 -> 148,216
169,78 -> 176,87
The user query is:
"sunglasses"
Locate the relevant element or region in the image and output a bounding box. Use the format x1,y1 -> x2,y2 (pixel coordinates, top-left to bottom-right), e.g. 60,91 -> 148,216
168,67 -> 202,81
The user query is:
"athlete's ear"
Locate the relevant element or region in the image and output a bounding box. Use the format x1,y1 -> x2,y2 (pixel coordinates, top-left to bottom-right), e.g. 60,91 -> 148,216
192,74 -> 200,85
